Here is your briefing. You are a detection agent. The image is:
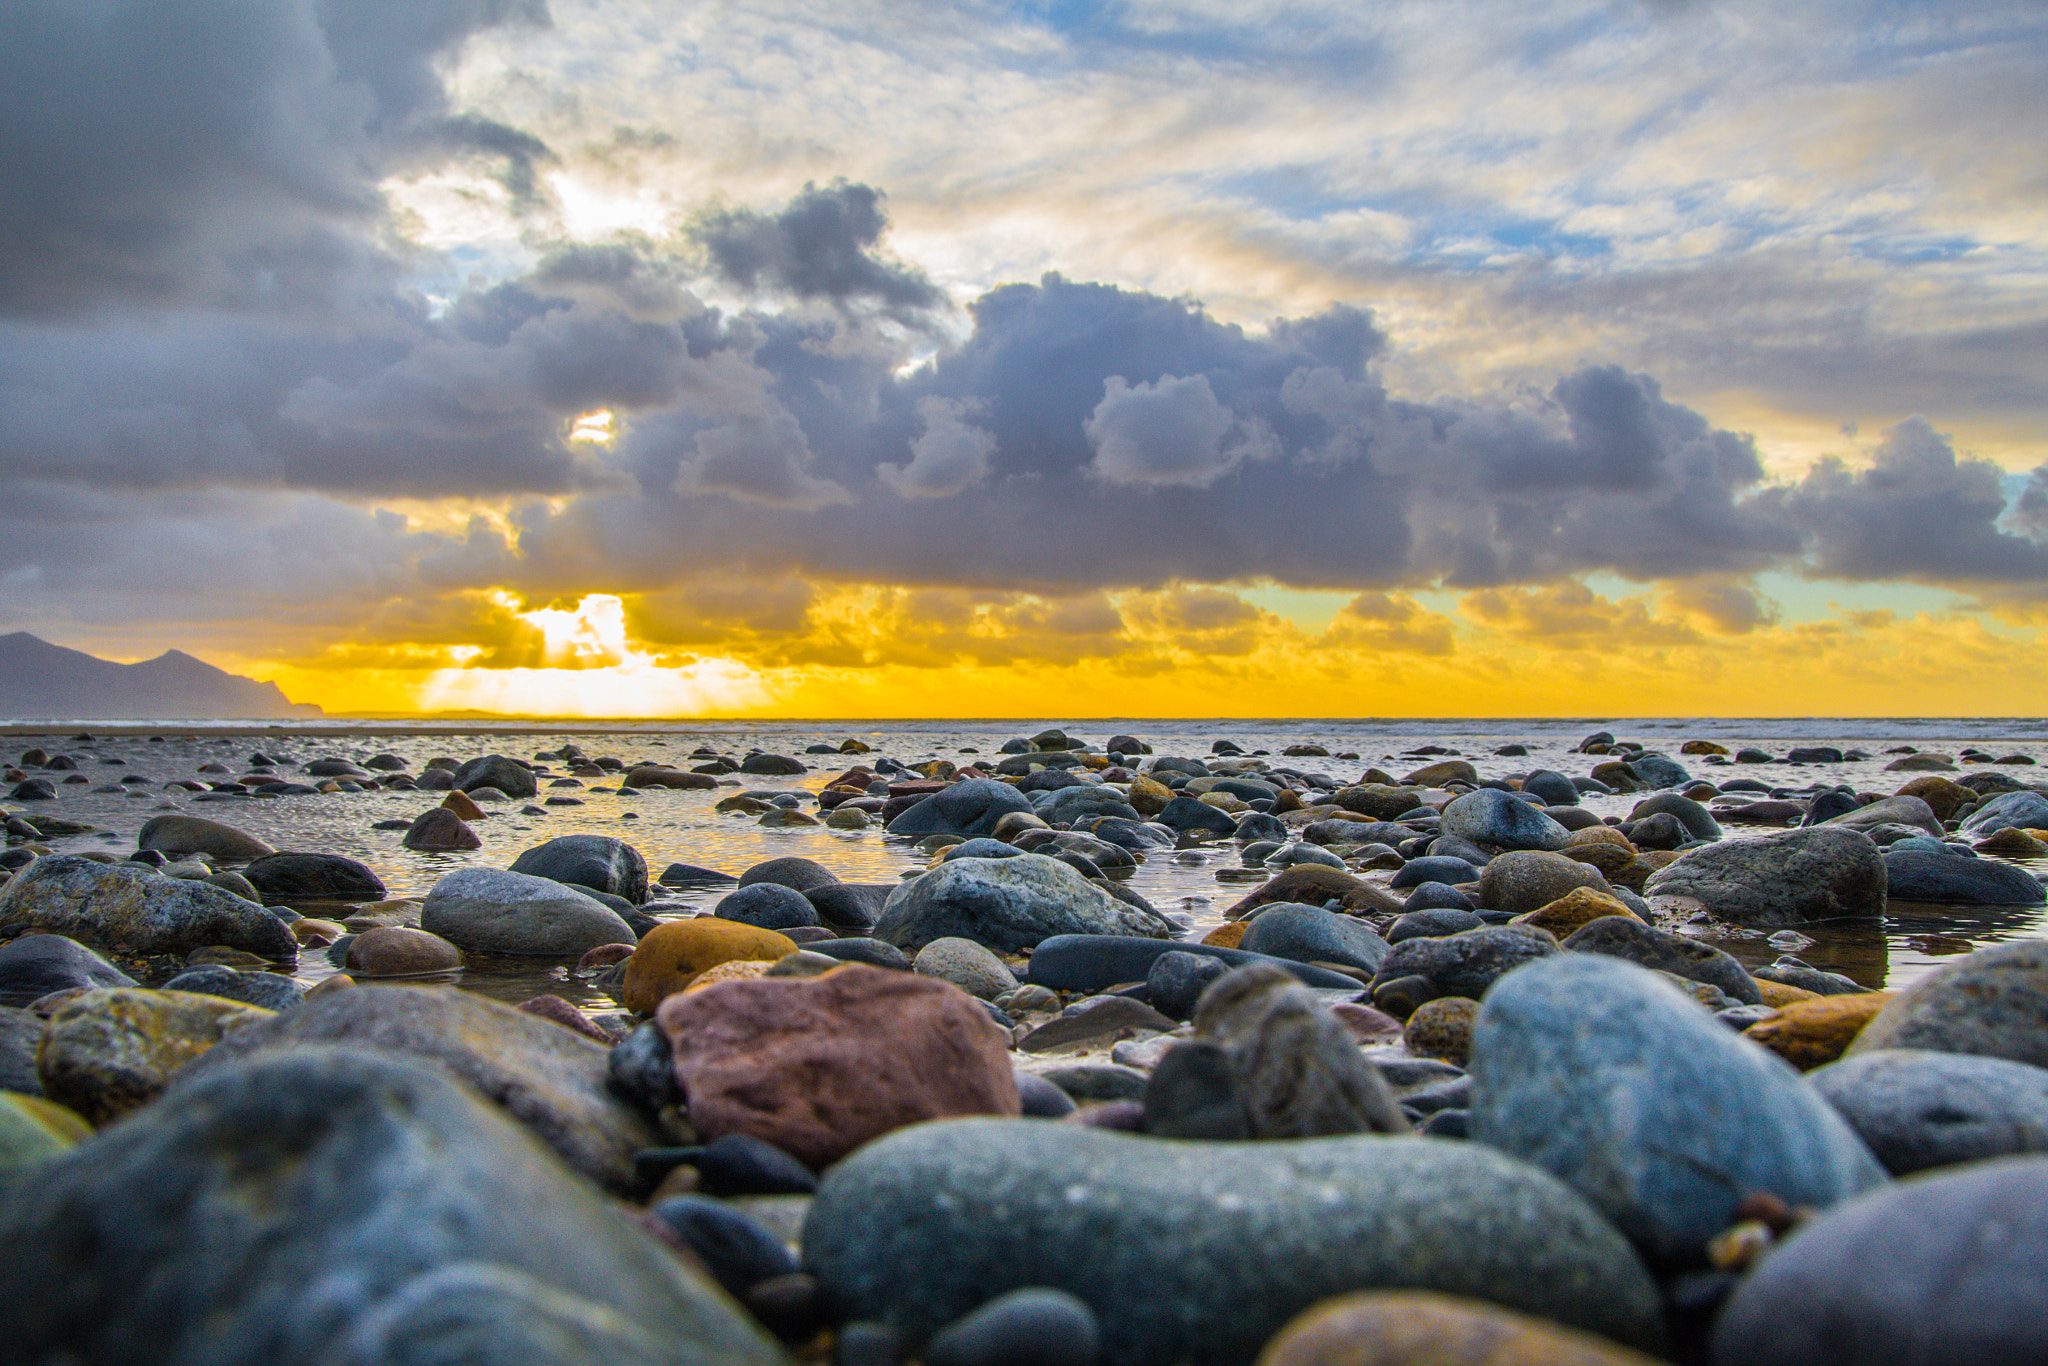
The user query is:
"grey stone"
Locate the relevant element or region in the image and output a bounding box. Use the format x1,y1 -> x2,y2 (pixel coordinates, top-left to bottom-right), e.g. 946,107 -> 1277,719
715,883 -> 821,932
1375,924 -> 1558,1000
803,1119 -> 1665,1366
1387,905 -> 1483,939
1882,850 -> 2044,905
805,883 -> 891,931
1560,917 -> 1761,1004
1143,950 -> 1230,1021
886,779 -> 1037,839
1959,788 -> 2048,837
159,965 -> 306,1012
873,855 -> 1174,955
1238,904 -> 1389,975
0,1005 -> 44,1095
738,856 -> 840,894
804,937 -> 913,972
1809,1048 -> 2048,1175
0,933 -> 135,1006
1824,794 -> 1945,839
0,856 -> 296,963
452,754 -> 539,799
1470,953 -> 1886,1264
420,867 -> 638,957
1023,935 -> 1363,993
1850,939 -> 2048,1067
1151,796 -> 1239,836
508,835 -> 650,904
1755,956 -> 1871,996
1710,1157 -> 2048,1366
1439,789 -> 1570,852
241,852 -> 386,904
1644,826 -> 1886,926
1034,786 -> 1141,826
914,937 -> 1019,1000
1521,770 -> 1580,806
738,752 -> 806,775
134,814 -> 274,862
1476,850 -> 1612,916
0,1046 -> 781,1366
180,985 -> 659,1195
1626,753 -> 1691,789
1626,793 -> 1722,841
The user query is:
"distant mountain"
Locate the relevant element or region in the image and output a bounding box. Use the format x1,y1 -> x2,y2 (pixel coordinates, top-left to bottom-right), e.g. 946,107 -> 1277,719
0,633 -> 321,720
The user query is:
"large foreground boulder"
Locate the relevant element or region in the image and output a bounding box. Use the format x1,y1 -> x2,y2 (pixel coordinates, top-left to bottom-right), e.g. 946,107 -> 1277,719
1470,953 -> 1885,1264
1711,1157 -> 2048,1366
0,1046 -> 783,1366
873,854 -> 1173,954
1643,826 -> 1886,926
180,985 -> 658,1194
804,1119 -> 1666,1366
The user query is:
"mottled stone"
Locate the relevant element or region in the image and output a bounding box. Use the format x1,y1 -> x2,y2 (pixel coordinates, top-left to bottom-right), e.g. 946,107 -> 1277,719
0,855 -> 296,963
509,834 -> 649,904
874,855 -> 1173,955
1512,888 -> 1639,938
1478,851 -> 1612,917
1239,904 -> 1390,975
452,754 -> 540,799
886,779 -> 1037,839
1375,925 -> 1559,1001
343,925 -> 463,977
1440,790 -> 1570,852
1404,997 -> 1479,1068
1644,827 -> 1886,927
37,987 -> 274,1124
914,937 -> 1019,1000
1883,849 -> 2044,905
0,933 -> 134,1006
657,964 -> 1019,1168
1559,916 -> 1760,1005
804,1119 -> 1666,1366
1849,939 -> 2048,1067
400,806 -> 481,851
1223,865 -> 1405,919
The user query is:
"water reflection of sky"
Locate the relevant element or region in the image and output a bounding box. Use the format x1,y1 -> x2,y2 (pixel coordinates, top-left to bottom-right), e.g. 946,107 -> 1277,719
7,720 -> 2043,1006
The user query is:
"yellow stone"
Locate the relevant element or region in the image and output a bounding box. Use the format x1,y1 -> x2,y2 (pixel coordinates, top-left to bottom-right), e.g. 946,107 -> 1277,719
1257,1290 -> 1666,1366
37,988 -> 275,1125
683,959 -> 777,992
622,919 -> 800,1015
1127,773 -> 1173,817
1744,993 -> 1893,1070
1755,979 -> 1821,1008
1201,921 -> 1249,949
1512,887 -> 1642,938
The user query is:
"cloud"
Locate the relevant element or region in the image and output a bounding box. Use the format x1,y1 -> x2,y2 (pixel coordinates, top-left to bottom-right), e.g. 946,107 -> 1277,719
0,0 -> 546,317
1085,373 -> 1277,487
1764,417 -> 2048,583
878,397 -> 997,498
693,180 -> 944,316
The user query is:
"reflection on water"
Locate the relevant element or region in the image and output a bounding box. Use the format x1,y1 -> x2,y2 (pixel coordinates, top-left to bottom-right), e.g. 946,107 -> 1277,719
4,719 -> 2044,1005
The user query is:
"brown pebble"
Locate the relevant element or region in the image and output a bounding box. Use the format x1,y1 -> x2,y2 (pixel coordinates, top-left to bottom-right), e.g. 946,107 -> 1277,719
514,993 -> 619,1043
577,942 -> 637,970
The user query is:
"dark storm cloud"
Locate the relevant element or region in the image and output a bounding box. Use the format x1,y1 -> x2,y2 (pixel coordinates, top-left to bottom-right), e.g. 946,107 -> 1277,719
1760,418 -> 2048,582
693,181 -> 946,316
0,0 -> 547,317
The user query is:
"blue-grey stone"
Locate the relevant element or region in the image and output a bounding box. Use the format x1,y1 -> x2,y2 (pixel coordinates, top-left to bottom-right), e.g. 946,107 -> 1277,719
1824,794 -> 1944,839
451,753 -> 539,799
887,780 -> 1037,839
648,1193 -> 799,1295
1033,786 -> 1141,826
508,835 -> 649,904
0,933 -> 135,1006
1959,789 -> 2048,837
0,1046 -> 783,1366
943,838 -> 1027,861
1627,793 -> 1722,841
803,1119 -> 1665,1366
1882,850 -> 2044,905
1375,924 -> 1557,999
1238,904 -> 1389,975
1024,935 -> 1363,994
1626,753 -> 1691,789
1152,796 -> 1238,836
1390,856 -> 1482,889
0,856 -> 296,963
806,883 -> 891,931
874,856 -> 1173,954
1522,770 -> 1580,806
1144,950 -> 1230,1021
736,856 -> 839,894
715,882 -> 820,931
925,1287 -> 1100,1366
160,965 -> 306,1012
1233,811 -> 1288,844
421,867 -> 638,956
1470,954 -> 1886,1264
1643,826 -> 1886,926
1439,790 -> 1569,852
1710,1157 -> 2048,1366
1809,1048 -> 2048,1175
1387,904 -> 1483,938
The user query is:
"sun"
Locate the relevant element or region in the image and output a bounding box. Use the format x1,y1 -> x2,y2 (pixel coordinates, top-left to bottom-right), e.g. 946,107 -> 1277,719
419,593 -> 771,717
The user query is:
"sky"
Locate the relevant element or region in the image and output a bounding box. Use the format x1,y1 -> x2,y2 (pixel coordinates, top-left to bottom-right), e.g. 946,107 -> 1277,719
1,0 -> 2045,718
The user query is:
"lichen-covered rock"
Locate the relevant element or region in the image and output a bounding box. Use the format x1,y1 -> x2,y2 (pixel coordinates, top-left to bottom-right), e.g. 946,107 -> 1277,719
1644,827 -> 1885,926
36,988 -> 274,1124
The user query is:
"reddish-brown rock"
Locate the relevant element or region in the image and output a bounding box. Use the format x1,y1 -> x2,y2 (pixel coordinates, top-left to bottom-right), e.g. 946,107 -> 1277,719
344,925 -> 462,976
656,963 -> 1019,1167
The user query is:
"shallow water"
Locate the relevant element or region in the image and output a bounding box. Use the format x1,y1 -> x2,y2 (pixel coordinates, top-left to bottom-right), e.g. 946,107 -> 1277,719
6,717 -> 2045,1013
